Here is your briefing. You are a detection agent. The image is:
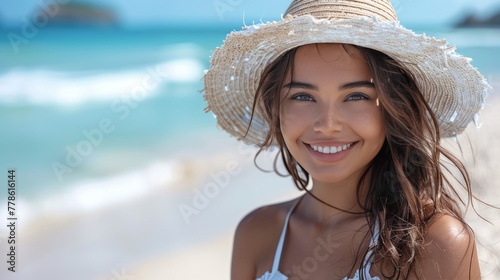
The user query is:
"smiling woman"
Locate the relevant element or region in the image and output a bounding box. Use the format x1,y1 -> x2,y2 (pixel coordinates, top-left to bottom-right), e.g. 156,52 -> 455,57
203,0 -> 490,279
248,40 -> 482,279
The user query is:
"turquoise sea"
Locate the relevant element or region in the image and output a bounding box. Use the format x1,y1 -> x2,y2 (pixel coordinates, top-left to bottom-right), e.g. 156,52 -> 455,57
0,27 -> 225,199
0,25 -> 499,279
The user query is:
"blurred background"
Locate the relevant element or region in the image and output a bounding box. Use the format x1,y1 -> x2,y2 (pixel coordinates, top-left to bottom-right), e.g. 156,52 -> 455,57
0,0 -> 499,279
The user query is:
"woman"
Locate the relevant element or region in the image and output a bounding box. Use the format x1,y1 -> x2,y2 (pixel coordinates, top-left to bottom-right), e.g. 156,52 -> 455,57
203,0 -> 489,279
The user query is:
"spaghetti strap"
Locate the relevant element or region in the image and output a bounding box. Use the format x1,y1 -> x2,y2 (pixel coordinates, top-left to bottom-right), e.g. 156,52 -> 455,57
270,198 -> 302,272
362,221 -> 380,278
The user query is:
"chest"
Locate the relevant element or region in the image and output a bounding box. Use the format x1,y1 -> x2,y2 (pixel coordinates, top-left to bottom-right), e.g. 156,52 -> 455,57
256,219 -> 378,280
284,230 -> 373,279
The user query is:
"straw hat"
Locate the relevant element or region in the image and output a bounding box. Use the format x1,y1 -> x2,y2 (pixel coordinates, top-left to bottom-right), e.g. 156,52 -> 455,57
203,0 -> 489,144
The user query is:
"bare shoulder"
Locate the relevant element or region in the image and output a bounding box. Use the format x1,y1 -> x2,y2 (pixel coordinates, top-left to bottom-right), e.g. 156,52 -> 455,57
419,214 -> 481,279
425,214 -> 474,247
230,198 -> 299,280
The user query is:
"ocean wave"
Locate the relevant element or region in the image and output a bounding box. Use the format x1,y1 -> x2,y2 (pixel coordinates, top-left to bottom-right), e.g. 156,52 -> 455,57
0,57 -> 205,106
0,148 -> 246,232
0,160 -> 177,230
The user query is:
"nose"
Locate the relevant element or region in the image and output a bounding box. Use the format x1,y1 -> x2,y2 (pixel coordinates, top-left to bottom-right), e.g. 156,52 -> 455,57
313,102 -> 342,134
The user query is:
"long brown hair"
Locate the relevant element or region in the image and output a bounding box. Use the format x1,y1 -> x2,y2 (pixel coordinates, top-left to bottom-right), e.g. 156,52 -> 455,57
250,44 -> 475,278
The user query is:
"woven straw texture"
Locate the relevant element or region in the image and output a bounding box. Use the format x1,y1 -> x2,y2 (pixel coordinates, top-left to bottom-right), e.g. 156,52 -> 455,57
203,0 -> 489,145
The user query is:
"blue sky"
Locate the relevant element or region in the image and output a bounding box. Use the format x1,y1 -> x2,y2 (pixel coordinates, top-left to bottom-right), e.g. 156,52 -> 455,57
1,0 -> 499,28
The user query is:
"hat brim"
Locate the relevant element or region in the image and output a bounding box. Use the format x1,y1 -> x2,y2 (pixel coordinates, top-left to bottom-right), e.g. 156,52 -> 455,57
204,15 -> 489,144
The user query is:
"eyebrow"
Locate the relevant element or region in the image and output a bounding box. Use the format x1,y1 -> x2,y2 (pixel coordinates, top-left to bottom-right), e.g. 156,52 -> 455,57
282,81 -> 318,91
339,81 -> 375,90
283,80 -> 375,91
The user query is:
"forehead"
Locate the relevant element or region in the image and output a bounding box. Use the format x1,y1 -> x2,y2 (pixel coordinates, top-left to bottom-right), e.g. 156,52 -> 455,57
291,43 -> 371,82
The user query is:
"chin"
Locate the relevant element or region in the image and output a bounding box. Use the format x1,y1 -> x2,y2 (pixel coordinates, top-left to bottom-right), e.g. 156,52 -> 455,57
309,173 -> 353,186
306,165 -> 365,187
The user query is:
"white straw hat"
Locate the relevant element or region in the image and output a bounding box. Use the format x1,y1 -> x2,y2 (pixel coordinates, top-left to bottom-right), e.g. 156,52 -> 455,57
203,0 -> 489,144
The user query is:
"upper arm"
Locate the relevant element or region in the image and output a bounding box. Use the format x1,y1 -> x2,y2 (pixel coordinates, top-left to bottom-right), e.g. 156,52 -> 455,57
419,215 -> 481,280
231,211 -> 259,280
230,203 -> 287,280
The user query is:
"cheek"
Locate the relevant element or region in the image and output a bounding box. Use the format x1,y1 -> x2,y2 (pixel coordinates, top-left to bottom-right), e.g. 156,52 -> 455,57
280,110 -> 299,126
280,106 -> 313,145
280,112 -> 299,144
280,104 -> 307,131
350,107 -> 385,143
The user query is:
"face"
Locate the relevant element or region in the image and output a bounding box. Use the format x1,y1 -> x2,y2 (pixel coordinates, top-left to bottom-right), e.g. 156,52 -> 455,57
280,44 -> 385,186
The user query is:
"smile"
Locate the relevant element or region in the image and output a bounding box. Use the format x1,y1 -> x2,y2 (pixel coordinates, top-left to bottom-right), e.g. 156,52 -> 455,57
309,142 -> 355,154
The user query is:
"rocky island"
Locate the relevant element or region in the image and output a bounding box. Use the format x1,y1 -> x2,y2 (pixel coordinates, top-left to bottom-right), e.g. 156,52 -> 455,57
34,2 -> 119,28
456,10 -> 500,28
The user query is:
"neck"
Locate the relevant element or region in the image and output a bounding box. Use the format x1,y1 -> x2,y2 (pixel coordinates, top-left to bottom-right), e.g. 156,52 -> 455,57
304,172 -> 371,223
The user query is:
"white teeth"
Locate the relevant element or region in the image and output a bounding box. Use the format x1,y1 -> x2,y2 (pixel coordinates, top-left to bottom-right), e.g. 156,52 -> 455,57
310,143 -> 352,154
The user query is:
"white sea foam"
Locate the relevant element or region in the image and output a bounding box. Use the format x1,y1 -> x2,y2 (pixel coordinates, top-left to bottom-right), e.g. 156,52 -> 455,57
0,144 -> 247,231
0,160 -> 184,232
0,58 -> 205,106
